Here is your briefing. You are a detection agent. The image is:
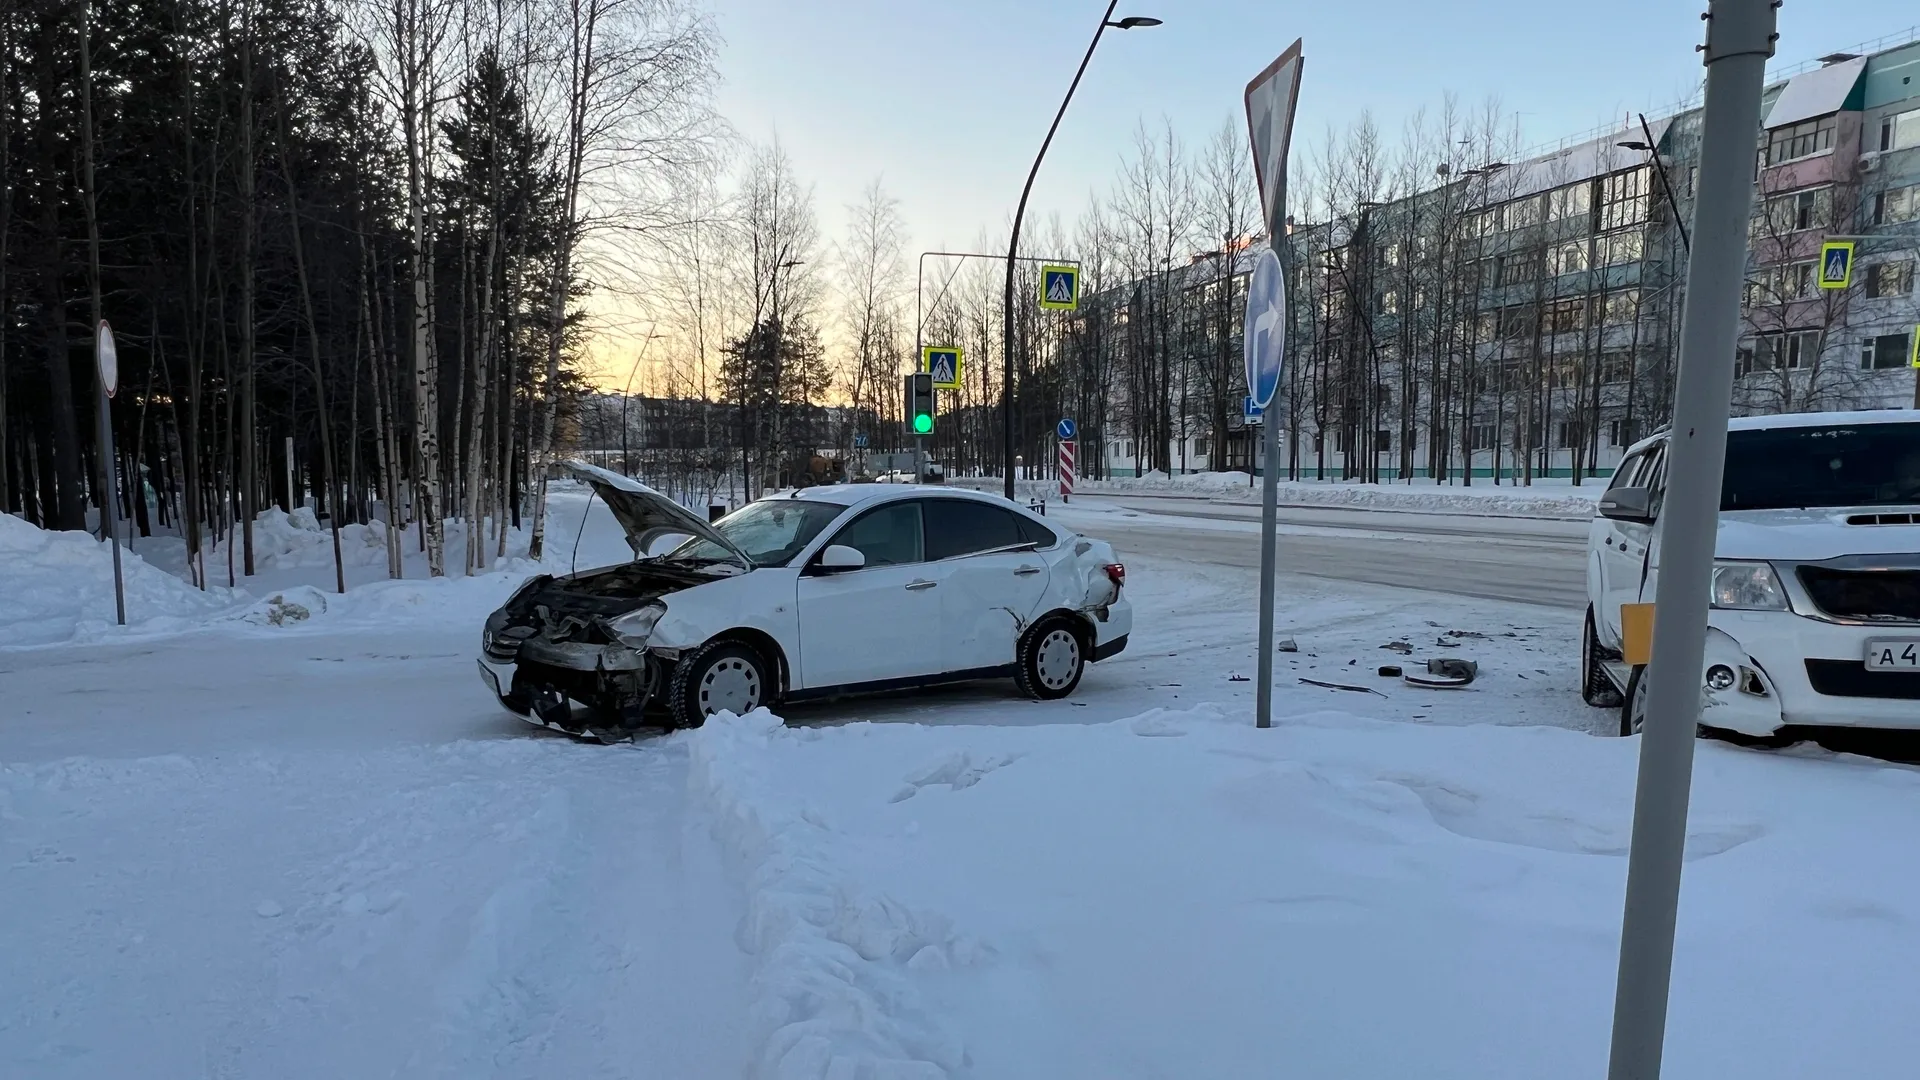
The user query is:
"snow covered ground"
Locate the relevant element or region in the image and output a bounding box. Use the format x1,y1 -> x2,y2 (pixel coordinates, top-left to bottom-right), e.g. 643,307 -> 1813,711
693,704 -> 1920,1079
4,486 -> 1917,1079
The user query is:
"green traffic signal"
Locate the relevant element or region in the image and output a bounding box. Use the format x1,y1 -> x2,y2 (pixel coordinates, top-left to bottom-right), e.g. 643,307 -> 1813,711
913,412 -> 933,435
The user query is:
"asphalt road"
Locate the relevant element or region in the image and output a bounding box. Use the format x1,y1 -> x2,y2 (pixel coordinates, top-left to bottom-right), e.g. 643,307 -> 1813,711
1058,493 -> 1592,610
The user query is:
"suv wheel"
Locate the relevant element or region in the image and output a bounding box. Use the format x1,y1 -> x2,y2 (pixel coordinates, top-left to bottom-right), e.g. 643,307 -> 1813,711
1620,664 -> 1711,740
1016,617 -> 1086,700
1582,606 -> 1624,708
668,640 -> 769,729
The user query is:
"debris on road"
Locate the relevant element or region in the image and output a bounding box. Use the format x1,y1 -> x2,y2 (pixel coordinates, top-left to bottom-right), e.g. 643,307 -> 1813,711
1381,640 -> 1414,654
1277,638 -> 1299,653
1404,658 -> 1479,689
1300,677 -> 1388,697
1378,665 -> 1404,678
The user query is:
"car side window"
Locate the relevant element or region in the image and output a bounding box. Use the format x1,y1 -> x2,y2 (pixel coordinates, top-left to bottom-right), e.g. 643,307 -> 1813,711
826,502 -> 924,567
924,499 -> 1025,561
1643,445 -> 1670,518
1610,450 -> 1648,491
1015,513 -> 1060,549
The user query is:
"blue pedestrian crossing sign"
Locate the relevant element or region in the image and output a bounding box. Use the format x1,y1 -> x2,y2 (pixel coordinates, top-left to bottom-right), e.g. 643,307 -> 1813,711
1057,417 -> 1077,441
1039,265 -> 1080,311
1819,240 -> 1855,290
922,345 -> 963,390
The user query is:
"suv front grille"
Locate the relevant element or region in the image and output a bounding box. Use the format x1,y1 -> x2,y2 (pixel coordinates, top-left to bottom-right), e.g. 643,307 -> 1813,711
1797,567 -> 1920,623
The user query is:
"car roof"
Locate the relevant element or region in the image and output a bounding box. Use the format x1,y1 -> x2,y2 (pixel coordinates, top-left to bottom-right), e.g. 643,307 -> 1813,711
769,484 -> 1032,512
1621,408 -> 1918,457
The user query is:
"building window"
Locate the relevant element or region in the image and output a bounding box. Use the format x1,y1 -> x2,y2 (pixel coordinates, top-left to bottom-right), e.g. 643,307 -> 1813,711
1607,419 -> 1637,447
1548,183 -> 1591,222
1124,440 -> 1134,458
1375,429 -> 1393,453
1755,187 -> 1832,238
1879,108 -> 1920,153
1600,229 -> 1643,266
1598,167 -> 1650,231
1874,185 -> 1920,226
1555,421 -> 1585,449
1863,333 -> 1912,370
1550,241 -> 1588,275
1747,260 -> 1817,307
1866,260 -> 1915,299
1764,116 -> 1836,166
1546,298 -> 1584,335
1313,431 -> 1325,453
1740,330 -> 1823,376
1600,350 -> 1634,385
1470,424 -> 1496,450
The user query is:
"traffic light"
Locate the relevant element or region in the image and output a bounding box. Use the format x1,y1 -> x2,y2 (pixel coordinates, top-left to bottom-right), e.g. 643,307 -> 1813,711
905,372 -> 934,436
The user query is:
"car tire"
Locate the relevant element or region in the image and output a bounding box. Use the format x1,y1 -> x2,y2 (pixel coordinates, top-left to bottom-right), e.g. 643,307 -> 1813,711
1619,664 -> 1708,740
1582,606 -> 1624,709
1016,616 -> 1086,701
668,640 -> 770,729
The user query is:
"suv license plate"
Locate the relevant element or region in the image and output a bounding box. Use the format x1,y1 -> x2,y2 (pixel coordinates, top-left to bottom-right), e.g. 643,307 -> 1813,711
1865,639 -> 1920,671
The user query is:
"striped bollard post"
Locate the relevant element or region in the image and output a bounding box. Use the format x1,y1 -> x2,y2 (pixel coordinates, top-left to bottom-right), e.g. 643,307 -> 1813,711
1058,438 -> 1075,504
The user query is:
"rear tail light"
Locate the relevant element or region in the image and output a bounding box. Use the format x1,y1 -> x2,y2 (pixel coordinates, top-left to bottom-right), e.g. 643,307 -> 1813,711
1104,563 -> 1126,589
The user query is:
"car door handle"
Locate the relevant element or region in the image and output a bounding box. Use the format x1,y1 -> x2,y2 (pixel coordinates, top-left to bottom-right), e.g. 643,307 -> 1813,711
905,580 -> 937,591
1013,566 -> 1042,576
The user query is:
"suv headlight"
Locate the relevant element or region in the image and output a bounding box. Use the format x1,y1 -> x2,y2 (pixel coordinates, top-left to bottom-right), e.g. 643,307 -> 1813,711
607,603 -> 666,644
1710,561 -> 1787,611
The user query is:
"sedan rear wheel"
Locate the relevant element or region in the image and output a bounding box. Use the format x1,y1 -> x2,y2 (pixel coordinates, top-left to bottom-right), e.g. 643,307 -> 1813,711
668,640 -> 769,729
1016,617 -> 1085,700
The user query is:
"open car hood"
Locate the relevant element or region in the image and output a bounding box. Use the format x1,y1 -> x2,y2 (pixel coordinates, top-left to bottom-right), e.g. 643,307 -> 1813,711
564,461 -> 751,566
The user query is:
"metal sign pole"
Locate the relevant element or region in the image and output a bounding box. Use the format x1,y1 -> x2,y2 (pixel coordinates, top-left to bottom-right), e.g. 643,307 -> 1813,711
95,320 -> 125,626
1245,41 -> 1302,731
1606,4 -> 1775,1078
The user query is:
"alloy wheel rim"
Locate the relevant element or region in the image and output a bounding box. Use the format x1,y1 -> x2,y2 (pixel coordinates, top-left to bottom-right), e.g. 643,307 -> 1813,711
1036,629 -> 1081,690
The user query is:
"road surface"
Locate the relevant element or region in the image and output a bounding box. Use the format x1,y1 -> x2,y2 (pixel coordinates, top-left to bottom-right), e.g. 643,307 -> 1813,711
1056,492 -> 1591,610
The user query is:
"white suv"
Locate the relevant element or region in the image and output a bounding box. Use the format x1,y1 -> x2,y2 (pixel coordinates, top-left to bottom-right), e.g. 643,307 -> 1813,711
1582,410 -> 1920,738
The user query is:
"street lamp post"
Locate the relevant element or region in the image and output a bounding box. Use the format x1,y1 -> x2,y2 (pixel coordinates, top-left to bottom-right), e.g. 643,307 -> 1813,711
1002,4 -> 1159,500
620,327 -> 662,477
1618,112 -> 1693,256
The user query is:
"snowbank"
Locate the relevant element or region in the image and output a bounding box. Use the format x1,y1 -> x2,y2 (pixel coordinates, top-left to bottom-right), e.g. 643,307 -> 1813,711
689,704 -> 1920,1079
689,709 -> 972,1079
0,513 -> 243,647
0,510 -> 547,649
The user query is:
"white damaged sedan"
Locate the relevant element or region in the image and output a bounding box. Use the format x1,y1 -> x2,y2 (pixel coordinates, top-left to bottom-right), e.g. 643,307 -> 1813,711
479,464 -> 1131,739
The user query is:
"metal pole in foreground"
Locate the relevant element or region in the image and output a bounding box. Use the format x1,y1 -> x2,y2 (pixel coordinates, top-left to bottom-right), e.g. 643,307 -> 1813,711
94,379 -> 125,627
1255,372 -> 1281,728
1606,4 -> 1775,1077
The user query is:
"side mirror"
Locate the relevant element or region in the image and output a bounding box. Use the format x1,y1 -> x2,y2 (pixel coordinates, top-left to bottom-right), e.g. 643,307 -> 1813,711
814,544 -> 866,574
1599,486 -> 1655,525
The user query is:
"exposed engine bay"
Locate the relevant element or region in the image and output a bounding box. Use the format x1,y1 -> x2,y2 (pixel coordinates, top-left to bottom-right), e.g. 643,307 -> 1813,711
482,561 -> 715,738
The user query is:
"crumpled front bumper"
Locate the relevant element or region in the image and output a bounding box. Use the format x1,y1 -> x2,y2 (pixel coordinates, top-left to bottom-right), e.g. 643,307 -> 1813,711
478,632 -> 659,735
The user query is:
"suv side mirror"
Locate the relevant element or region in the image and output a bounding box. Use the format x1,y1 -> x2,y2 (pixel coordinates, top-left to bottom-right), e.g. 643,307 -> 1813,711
813,544 -> 866,574
1599,486 -> 1656,525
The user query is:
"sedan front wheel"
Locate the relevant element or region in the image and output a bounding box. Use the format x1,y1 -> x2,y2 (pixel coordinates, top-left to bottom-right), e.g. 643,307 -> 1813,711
668,640 -> 769,729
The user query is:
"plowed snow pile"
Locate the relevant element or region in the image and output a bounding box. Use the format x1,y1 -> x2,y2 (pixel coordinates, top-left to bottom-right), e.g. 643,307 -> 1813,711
0,513 -> 240,647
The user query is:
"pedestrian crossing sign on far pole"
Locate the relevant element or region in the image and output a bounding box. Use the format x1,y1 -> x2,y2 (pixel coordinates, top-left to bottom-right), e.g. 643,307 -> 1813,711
1039,265 -> 1080,311
1818,240 -> 1855,290
922,345 -> 963,390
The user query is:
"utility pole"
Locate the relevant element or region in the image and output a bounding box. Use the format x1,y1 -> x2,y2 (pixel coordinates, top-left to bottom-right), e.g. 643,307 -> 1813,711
1606,4 -> 1776,1079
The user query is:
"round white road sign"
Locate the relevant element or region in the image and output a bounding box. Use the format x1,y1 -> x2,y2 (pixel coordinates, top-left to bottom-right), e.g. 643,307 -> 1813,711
97,320 -> 119,398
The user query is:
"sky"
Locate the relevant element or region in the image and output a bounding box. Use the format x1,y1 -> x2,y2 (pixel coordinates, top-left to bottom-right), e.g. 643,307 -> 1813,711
586,0 -> 1919,386
708,0 -> 1915,249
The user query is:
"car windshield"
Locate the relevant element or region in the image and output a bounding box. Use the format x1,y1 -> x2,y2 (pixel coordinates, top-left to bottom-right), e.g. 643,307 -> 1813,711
663,499 -> 844,568
1722,422 -> 1920,511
